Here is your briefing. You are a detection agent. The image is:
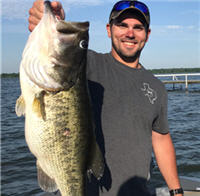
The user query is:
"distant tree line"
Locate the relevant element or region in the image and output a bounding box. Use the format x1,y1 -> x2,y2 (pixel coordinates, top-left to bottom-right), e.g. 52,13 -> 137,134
150,68 -> 200,74
1,68 -> 200,78
0,73 -> 19,78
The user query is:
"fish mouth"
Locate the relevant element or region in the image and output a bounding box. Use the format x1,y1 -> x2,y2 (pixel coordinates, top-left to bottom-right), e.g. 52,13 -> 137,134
44,1 -> 89,35
44,1 -> 54,15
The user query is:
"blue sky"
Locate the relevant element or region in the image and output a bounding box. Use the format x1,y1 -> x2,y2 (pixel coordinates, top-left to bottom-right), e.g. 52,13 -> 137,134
1,0 -> 200,73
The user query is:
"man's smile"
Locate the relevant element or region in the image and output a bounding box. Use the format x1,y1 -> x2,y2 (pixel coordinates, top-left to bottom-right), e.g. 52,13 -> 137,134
122,40 -> 138,47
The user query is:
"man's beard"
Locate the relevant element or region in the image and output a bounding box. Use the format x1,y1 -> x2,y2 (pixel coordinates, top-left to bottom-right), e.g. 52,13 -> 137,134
112,39 -> 142,63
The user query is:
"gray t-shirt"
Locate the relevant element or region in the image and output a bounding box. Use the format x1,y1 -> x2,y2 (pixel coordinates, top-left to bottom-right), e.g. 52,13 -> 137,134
86,50 -> 169,196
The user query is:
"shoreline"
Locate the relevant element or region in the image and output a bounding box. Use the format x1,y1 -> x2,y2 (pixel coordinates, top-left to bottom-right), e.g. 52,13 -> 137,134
1,68 -> 200,78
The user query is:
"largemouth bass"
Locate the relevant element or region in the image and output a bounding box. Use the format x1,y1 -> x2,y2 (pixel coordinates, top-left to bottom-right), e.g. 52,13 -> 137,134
15,1 -> 104,195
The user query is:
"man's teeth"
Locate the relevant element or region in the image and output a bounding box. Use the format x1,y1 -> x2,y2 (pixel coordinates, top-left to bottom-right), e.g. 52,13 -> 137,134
124,42 -> 135,46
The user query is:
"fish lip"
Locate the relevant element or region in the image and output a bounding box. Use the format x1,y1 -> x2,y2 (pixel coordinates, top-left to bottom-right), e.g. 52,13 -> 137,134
44,1 -> 54,14
44,1 -> 61,24
43,1 -> 90,35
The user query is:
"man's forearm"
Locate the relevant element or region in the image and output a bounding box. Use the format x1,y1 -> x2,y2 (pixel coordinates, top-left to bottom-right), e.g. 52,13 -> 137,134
152,132 -> 183,195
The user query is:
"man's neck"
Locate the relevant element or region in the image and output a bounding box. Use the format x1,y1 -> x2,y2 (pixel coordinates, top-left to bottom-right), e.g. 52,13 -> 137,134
111,50 -> 141,69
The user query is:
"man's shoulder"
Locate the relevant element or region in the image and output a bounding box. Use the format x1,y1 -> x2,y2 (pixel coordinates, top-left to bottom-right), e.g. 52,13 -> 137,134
87,50 -> 110,74
87,49 -> 109,61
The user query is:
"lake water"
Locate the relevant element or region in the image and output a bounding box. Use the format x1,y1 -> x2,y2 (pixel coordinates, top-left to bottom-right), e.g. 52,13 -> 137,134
1,77 -> 200,195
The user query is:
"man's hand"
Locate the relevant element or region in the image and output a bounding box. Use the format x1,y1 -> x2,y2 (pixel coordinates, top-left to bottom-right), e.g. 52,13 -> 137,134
28,0 -> 65,32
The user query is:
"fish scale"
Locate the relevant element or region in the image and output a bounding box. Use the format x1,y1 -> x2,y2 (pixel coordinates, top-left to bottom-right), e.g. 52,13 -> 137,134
35,79 -> 92,194
15,1 -> 104,195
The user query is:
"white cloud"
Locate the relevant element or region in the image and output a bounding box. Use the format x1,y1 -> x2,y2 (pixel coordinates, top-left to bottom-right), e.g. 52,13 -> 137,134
152,24 -> 199,31
150,24 -> 199,40
2,23 -> 29,34
2,0 -> 104,20
187,25 -> 195,30
151,0 -> 199,2
166,25 -> 181,29
2,0 -> 35,20
180,9 -> 200,16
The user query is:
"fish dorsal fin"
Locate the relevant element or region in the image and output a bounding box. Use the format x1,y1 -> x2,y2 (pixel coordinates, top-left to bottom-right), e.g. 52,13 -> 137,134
15,95 -> 26,116
37,161 -> 58,192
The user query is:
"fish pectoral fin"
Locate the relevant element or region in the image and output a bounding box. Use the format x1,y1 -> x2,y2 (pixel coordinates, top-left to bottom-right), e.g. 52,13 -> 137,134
87,140 -> 104,181
15,95 -> 26,116
32,92 -> 46,120
37,161 -> 58,192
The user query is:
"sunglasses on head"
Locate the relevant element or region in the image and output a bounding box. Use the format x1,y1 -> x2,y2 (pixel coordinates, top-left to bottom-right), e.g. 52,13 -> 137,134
113,0 -> 149,16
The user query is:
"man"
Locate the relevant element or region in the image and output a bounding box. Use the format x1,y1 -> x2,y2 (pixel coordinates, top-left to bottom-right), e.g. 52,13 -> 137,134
28,0 -> 183,195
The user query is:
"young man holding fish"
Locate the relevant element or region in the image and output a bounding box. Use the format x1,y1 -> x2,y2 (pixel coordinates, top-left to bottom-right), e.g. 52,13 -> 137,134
28,0 -> 183,195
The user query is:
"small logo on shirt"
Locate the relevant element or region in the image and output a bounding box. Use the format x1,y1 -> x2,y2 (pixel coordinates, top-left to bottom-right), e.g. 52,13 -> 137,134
141,83 -> 157,104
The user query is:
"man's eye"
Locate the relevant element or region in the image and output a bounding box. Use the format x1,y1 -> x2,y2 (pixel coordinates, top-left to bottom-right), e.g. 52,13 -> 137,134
116,23 -> 127,28
134,25 -> 145,30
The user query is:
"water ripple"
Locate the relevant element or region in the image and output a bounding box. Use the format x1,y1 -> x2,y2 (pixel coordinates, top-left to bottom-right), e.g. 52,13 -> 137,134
1,78 -> 200,195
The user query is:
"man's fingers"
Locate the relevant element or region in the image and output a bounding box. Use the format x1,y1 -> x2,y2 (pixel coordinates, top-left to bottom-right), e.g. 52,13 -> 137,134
28,8 -> 43,32
29,7 -> 43,21
51,1 -> 62,11
28,14 -> 40,26
28,0 -> 44,32
28,24 -> 36,32
51,1 -> 65,20
33,0 -> 44,13
28,0 -> 65,32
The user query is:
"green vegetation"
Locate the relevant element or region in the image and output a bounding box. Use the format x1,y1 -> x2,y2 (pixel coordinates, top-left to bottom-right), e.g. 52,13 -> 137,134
149,68 -> 200,74
1,68 -> 200,78
0,73 -> 19,78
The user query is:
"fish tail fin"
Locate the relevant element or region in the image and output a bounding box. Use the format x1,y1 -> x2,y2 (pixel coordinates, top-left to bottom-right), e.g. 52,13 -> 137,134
87,139 -> 104,181
37,161 -> 58,192
15,95 -> 26,116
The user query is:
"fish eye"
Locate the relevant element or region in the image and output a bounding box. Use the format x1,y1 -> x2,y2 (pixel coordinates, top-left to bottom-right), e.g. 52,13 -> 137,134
79,40 -> 88,49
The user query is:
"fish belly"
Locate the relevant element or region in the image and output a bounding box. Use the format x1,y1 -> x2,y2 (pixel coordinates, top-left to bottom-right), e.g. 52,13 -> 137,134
25,79 -> 92,196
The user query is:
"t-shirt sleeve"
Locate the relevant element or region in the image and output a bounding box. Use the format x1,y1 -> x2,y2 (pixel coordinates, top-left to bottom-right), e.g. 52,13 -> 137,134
152,88 -> 169,134
86,49 -> 97,78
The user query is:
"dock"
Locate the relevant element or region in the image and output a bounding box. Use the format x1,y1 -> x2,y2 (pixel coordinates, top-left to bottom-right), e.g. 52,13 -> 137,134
154,73 -> 200,90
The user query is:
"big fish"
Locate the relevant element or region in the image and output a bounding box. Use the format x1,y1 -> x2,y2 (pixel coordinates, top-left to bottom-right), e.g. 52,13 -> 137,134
15,1 -> 104,195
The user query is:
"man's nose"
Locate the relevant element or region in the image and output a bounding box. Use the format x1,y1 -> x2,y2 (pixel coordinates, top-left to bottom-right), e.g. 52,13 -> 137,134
126,28 -> 135,38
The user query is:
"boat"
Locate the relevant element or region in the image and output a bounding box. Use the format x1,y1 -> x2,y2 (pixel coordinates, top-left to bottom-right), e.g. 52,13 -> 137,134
38,176 -> 200,196
154,176 -> 200,196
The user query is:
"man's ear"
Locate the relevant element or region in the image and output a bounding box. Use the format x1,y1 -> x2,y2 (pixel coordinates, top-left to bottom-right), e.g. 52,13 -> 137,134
106,23 -> 111,38
145,28 -> 151,42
